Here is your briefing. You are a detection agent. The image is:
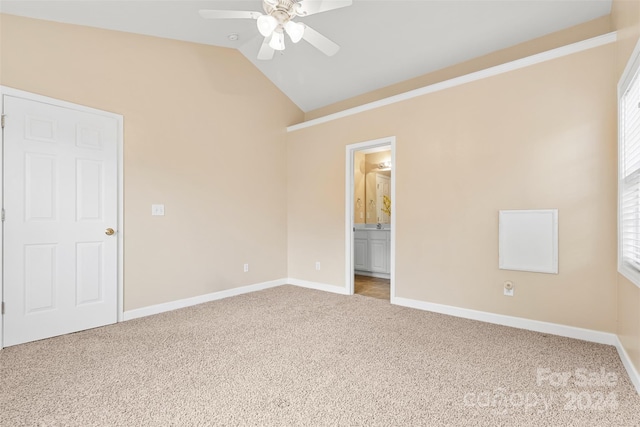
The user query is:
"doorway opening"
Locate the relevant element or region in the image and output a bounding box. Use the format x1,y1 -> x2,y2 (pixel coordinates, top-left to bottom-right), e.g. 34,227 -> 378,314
345,137 -> 395,300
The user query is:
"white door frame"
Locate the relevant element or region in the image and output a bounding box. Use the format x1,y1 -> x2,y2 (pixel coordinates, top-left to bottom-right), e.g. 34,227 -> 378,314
0,86 -> 125,348
345,136 -> 396,297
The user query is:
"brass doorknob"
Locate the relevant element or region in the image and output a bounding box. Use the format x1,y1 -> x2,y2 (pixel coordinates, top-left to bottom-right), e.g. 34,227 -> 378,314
105,228 -> 115,236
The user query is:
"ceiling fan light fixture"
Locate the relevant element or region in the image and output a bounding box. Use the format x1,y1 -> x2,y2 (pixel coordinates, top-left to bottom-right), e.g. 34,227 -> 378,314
257,14 -> 278,37
199,0 -> 353,60
269,30 -> 286,51
284,20 -> 304,43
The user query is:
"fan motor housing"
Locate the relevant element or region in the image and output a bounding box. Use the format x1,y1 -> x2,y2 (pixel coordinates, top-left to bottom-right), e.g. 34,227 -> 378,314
263,0 -> 298,18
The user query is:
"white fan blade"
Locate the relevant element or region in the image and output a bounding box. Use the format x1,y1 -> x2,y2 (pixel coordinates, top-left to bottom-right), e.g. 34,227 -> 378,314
296,0 -> 352,16
257,37 -> 275,60
302,25 -> 340,56
199,10 -> 261,20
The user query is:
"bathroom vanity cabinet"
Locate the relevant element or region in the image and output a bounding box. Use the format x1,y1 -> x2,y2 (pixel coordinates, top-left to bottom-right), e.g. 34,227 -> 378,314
354,229 -> 390,278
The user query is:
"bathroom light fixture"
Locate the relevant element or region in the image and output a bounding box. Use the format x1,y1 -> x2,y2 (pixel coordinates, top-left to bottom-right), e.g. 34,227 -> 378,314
377,161 -> 392,171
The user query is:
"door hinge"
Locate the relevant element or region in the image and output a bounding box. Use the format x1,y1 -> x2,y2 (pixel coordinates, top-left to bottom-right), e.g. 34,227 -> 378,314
1,114 -> 5,129
1,208 -> 4,222
1,302 -> 4,315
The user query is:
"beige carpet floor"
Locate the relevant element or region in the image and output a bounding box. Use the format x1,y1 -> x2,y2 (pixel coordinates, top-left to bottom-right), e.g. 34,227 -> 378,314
1,285 -> 639,426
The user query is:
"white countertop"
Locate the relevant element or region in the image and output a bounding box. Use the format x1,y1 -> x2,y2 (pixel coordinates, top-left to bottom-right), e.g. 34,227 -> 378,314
354,225 -> 391,231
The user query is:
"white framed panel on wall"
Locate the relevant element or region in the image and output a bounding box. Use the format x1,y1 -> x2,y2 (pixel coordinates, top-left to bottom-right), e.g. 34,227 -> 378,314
499,209 -> 558,274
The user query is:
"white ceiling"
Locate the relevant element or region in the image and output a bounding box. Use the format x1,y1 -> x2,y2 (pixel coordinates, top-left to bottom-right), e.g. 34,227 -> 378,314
0,0 -> 612,112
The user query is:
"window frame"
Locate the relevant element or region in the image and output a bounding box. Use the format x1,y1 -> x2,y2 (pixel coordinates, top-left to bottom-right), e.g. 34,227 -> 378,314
618,37 -> 640,289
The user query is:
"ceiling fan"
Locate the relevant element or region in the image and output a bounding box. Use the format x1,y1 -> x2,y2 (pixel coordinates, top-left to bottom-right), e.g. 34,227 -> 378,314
199,0 -> 352,60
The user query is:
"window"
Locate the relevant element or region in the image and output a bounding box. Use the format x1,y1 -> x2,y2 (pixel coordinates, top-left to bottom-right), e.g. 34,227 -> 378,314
619,41 -> 640,288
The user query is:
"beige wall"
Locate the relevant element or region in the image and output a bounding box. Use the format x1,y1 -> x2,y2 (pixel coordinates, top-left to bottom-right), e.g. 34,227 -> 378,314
288,44 -> 617,332
0,14 -> 304,310
613,0 -> 640,376
305,16 -> 612,121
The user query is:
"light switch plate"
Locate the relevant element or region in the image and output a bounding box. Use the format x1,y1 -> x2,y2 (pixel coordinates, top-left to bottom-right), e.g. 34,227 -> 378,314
151,204 -> 165,216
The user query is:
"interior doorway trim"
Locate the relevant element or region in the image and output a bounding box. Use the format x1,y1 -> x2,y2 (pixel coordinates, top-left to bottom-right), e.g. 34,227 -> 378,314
345,136 -> 396,298
0,86 -> 125,348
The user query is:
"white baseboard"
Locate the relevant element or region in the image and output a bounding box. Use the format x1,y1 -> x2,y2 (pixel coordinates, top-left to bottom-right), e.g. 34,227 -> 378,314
392,296 -> 617,345
286,278 -> 350,295
614,336 -> 640,395
355,271 -> 390,279
123,278 -> 287,321
123,278 -> 347,321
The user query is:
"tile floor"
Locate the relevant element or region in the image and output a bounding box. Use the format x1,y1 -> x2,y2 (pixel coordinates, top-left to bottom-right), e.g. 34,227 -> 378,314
354,275 -> 390,300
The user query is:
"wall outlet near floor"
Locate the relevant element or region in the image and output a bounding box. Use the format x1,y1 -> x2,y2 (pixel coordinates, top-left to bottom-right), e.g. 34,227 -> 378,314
504,281 -> 514,297
243,263 -> 249,273
315,262 -> 321,271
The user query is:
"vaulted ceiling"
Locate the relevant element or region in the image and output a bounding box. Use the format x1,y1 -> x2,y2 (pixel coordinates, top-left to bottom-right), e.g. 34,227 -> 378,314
0,0 -> 612,112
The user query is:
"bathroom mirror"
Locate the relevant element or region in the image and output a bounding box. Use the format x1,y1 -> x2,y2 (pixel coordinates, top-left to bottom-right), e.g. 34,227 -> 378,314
354,150 -> 391,225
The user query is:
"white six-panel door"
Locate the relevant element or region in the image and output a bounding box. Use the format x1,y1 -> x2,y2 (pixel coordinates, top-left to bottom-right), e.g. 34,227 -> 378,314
3,94 -> 118,347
